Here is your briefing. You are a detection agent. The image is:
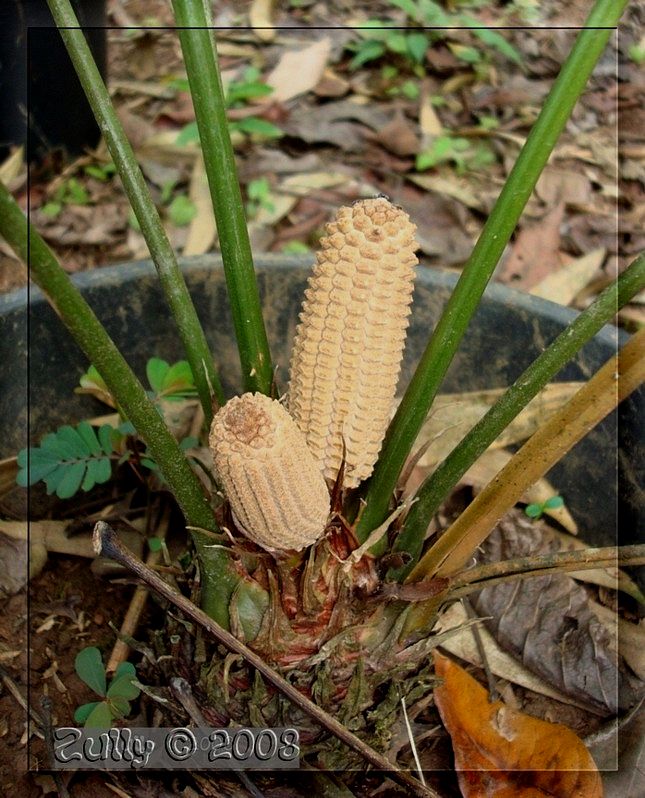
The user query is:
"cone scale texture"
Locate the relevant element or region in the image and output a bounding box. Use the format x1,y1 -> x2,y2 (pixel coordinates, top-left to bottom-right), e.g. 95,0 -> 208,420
209,393 -> 330,551
288,198 -> 418,487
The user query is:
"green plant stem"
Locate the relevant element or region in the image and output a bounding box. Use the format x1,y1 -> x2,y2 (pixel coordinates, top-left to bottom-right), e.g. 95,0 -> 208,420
0,182 -> 237,627
356,0 -> 628,547
407,328 -> 645,594
172,0 -> 274,395
389,252 -> 645,580
46,0 -> 223,424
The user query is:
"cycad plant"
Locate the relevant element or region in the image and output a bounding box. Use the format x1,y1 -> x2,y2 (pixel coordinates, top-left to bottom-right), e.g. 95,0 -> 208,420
2,0 -> 644,790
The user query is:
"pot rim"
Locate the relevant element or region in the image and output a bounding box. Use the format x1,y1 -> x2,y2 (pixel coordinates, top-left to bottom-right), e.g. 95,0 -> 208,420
0,253 -> 626,348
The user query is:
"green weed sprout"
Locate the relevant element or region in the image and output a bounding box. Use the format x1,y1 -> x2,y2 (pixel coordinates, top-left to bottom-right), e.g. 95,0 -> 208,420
74,647 -> 141,729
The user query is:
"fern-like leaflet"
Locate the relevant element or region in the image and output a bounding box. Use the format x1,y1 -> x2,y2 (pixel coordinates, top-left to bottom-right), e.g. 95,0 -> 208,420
16,358 -> 201,500
16,421 -> 118,499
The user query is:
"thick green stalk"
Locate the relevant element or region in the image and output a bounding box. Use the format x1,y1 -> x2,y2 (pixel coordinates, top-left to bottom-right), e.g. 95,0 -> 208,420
172,0 -> 274,395
0,183 -> 237,627
356,0 -> 627,546
388,253 -> 645,580
46,0 -> 224,423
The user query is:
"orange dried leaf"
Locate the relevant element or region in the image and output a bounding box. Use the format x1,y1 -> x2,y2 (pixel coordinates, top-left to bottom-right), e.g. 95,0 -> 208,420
433,651 -> 603,798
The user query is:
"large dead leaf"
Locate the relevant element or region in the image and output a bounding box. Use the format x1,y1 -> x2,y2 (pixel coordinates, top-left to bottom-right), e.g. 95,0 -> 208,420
530,248 -> 606,306
589,599 -> 645,683
282,100 -> 390,151
470,512 -> 644,715
412,382 -> 584,469
266,38 -> 331,102
535,167 -> 592,207
433,651 -> 603,798
374,112 -> 420,157
499,203 -> 565,288
434,603 -> 591,708
409,172 -> 487,212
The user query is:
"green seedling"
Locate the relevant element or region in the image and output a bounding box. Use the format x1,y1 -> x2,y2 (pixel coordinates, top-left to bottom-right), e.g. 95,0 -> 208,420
176,66 -> 281,145
17,359 -> 200,499
17,421 -> 125,499
168,194 -> 197,226
346,0 -> 521,72
41,177 -> 90,217
147,535 -> 172,565
246,177 -> 275,217
524,495 -> 565,520
78,359 -> 198,407
416,134 -> 496,173
84,162 -> 117,181
74,647 -> 141,729
281,240 -> 311,255
628,41 -> 645,65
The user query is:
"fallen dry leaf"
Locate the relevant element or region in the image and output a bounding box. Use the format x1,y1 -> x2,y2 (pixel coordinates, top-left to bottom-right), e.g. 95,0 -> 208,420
314,68 -> 350,98
535,167 -> 592,207
500,202 -> 565,288
470,513 -> 644,715
433,651 -> 603,798
0,146 -> 24,186
0,533 -> 32,596
409,172 -> 487,212
375,112 -> 420,157
184,155 -> 216,256
267,38 -> 332,102
530,248 -> 606,306
282,99 -> 390,151
411,382 -> 584,477
434,603 -> 591,708
249,0 -> 275,42
590,600 -> 645,683
419,84 -> 444,141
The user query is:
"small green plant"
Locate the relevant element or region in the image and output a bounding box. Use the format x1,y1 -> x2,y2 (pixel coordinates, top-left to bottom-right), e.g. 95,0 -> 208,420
628,40 -> 645,65
175,66 -> 282,146
281,240 -> 311,255
78,358 -> 198,407
17,358 -> 200,498
74,647 -> 141,728
246,177 -> 275,217
524,494 -> 565,520
416,134 -> 496,173
346,0 -> 522,72
167,194 -> 197,226
41,177 -> 90,217
348,22 -> 430,70
84,161 -> 116,181
16,421 -> 126,499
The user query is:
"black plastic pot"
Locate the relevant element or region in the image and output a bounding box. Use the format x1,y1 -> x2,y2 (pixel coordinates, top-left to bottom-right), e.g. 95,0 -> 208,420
0,0 -> 107,161
0,256 -> 642,556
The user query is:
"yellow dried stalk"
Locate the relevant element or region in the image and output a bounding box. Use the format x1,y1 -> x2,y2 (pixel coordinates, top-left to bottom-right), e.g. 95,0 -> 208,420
288,197 -> 418,487
209,392 -> 330,551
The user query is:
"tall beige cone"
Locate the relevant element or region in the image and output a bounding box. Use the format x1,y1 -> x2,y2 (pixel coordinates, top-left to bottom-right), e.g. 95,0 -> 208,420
287,198 -> 418,487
